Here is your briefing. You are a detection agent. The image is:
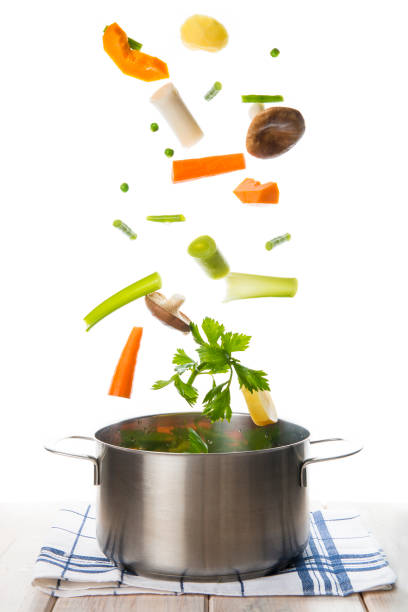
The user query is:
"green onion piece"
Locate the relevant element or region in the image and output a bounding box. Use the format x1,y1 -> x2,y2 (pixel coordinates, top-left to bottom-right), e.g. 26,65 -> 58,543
265,233 -> 291,251
113,219 -> 137,240
128,37 -> 143,51
164,148 -> 174,157
103,26 -> 108,33
146,215 -> 186,223
150,122 -> 159,132
270,48 -> 280,57
204,81 -> 222,101
241,95 -> 284,103
225,272 -> 297,301
188,235 -> 230,280
120,182 -> 129,192
188,428 -> 209,453
84,272 -> 162,331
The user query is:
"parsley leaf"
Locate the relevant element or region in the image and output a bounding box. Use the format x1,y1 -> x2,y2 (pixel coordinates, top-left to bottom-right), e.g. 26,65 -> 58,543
190,322 -> 205,345
221,332 -> 251,353
196,344 -> 229,372
173,375 -> 198,406
203,387 -> 232,422
202,317 -> 225,345
233,363 -> 270,393
152,376 -> 177,390
187,428 -> 209,453
172,348 -> 197,374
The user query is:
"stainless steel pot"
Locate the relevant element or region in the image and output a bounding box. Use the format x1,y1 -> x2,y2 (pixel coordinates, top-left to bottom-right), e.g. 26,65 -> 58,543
45,412 -> 362,581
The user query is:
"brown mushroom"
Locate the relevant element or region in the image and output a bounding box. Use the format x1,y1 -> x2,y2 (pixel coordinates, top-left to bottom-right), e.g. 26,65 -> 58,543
246,107 -> 305,159
145,292 -> 191,333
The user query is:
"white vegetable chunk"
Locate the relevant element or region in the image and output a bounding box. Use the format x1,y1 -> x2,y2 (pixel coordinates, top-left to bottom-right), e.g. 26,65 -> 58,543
150,82 -> 204,147
248,103 -> 265,119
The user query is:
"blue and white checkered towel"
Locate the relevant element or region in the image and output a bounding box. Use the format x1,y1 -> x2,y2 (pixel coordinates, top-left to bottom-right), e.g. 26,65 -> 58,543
33,503 -> 396,598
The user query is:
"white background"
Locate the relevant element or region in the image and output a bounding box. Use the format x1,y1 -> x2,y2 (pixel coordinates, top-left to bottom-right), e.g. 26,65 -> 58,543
1,0 -> 407,504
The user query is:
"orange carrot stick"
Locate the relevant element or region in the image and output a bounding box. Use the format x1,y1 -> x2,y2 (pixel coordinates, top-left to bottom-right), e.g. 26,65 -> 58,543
233,178 -> 279,204
172,153 -> 245,183
109,327 -> 143,399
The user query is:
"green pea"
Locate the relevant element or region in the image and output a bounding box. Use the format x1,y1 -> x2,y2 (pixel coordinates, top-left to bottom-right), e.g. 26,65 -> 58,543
120,183 -> 129,192
270,48 -> 280,57
150,122 -> 159,132
164,148 -> 174,157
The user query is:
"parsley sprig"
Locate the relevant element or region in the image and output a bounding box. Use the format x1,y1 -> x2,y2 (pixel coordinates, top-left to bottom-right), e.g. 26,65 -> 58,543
152,318 -> 270,422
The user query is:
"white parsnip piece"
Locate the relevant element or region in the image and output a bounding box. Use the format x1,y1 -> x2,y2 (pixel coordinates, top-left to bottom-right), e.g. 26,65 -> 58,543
150,82 -> 204,147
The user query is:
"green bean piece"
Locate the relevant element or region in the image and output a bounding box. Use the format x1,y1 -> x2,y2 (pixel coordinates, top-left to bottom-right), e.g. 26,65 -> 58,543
241,95 -> 284,103
265,233 -> 291,251
113,219 -> 137,240
150,122 -> 159,132
146,215 -> 186,223
83,272 -> 162,331
164,148 -> 174,157
128,37 -> 143,51
270,48 -> 280,57
188,235 -> 230,280
120,182 -> 129,192
204,81 -> 222,101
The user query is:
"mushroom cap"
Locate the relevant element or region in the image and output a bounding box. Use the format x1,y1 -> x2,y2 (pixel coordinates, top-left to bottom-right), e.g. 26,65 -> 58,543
145,292 -> 191,333
246,107 -> 305,159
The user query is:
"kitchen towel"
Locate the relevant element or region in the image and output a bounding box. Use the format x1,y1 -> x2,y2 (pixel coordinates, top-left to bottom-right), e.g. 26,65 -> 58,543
33,503 -> 396,598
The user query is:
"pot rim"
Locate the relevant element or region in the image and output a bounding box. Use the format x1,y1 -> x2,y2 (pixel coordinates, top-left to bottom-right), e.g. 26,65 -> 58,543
94,412 -> 311,456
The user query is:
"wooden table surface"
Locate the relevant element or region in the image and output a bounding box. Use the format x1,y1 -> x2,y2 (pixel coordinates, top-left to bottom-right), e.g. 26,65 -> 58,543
1,502 -> 406,611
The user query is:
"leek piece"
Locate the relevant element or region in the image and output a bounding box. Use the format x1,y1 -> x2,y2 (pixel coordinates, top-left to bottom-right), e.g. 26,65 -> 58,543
146,215 -> 185,223
241,95 -> 284,103
225,272 -> 297,301
188,235 -> 230,279
84,272 -> 162,331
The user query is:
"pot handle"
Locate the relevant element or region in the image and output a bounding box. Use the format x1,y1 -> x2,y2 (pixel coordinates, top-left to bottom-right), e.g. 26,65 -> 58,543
44,436 -> 100,485
300,438 -> 363,487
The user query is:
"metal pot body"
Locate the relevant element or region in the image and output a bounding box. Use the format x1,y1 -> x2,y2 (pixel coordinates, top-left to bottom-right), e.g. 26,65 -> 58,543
45,412 -> 362,581
95,413 -> 310,580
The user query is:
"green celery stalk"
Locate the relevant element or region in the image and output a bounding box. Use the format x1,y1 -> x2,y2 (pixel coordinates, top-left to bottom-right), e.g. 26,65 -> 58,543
224,272 -> 297,301
84,272 -> 162,331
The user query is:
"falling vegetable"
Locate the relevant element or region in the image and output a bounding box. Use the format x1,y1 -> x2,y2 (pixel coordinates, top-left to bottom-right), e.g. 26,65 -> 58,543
150,82 -> 203,148
249,103 -> 264,119
120,182 -> 129,192
180,15 -> 228,52
109,327 -> 143,399
103,23 -> 169,82
113,219 -> 137,240
241,387 -> 278,426
233,178 -> 279,204
188,235 -> 230,279
164,148 -> 174,157
241,95 -> 284,103
83,272 -> 162,331
265,233 -> 291,251
145,292 -> 191,332
146,215 -> 185,223
150,122 -> 159,132
153,317 -> 270,423
172,153 -> 246,182
204,81 -> 222,101
246,107 -> 305,159
225,272 -> 297,301
270,48 -> 280,57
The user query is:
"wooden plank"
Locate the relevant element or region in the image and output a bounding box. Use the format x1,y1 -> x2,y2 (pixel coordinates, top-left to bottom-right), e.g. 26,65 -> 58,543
18,587 -> 56,612
210,594 -> 365,611
54,594 -> 207,611
328,502 -> 408,612
0,503 -> 60,612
